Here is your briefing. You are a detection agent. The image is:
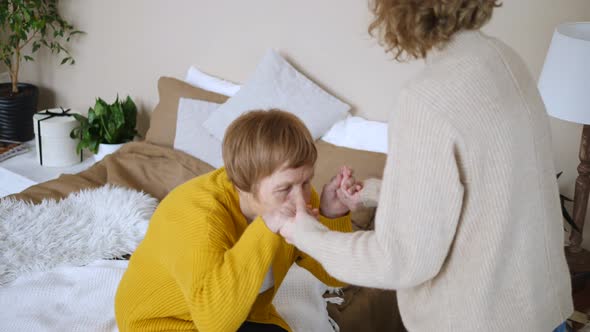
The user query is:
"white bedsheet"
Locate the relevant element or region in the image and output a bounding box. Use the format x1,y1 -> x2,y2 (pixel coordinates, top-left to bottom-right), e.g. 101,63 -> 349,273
0,167 -> 37,197
0,260 -> 126,332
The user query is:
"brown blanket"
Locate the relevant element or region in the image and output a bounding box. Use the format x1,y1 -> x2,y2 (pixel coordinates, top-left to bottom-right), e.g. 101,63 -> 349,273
10,142 -> 214,203
8,141 -> 404,332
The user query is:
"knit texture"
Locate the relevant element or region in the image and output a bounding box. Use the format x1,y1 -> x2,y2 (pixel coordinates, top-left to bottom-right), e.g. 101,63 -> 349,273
115,168 -> 350,332
359,178 -> 381,208
293,30 -> 573,331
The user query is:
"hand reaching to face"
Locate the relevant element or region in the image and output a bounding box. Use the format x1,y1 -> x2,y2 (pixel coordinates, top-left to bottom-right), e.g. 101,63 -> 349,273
262,187 -> 320,234
261,200 -> 296,233
279,187 -> 320,244
336,166 -> 364,212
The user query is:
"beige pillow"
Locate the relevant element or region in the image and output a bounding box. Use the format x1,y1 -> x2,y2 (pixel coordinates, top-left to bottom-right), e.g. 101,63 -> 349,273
312,140 -> 386,230
145,77 -> 229,147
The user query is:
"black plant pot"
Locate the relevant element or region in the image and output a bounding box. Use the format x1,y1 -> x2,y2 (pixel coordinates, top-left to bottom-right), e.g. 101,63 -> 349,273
0,83 -> 39,142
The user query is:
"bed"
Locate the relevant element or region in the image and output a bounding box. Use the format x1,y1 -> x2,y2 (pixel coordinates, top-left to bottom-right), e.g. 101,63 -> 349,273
0,72 -> 405,331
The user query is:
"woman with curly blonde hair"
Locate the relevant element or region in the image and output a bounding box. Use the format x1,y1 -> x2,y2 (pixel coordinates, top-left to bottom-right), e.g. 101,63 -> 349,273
280,1 -> 573,331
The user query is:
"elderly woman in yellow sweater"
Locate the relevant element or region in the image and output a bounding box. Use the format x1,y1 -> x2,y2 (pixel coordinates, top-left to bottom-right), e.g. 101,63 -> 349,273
280,1 -> 573,332
115,110 -> 353,332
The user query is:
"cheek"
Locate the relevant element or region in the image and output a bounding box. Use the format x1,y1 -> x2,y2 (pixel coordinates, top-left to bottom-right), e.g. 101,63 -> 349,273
261,191 -> 287,211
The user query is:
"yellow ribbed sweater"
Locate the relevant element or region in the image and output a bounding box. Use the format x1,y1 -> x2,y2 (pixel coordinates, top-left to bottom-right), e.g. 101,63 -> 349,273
115,167 -> 351,332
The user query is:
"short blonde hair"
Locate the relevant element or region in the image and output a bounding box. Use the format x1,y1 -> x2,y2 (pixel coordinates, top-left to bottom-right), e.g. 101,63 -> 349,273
369,0 -> 502,61
222,109 -> 317,193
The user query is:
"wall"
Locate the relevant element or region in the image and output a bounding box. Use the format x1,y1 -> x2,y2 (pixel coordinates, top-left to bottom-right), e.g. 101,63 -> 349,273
18,0 -> 590,247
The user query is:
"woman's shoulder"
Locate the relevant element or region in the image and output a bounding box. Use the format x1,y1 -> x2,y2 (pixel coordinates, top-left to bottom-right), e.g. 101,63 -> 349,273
158,168 -> 234,215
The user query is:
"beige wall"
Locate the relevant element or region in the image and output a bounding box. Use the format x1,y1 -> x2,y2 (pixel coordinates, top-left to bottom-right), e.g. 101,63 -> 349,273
19,1 -> 590,247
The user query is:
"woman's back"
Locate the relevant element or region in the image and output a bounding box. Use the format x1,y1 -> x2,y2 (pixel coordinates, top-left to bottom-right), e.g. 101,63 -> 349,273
393,30 -> 572,331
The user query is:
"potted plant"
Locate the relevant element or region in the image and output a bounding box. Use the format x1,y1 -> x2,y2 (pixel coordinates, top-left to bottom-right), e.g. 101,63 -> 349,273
0,0 -> 82,142
70,96 -> 138,161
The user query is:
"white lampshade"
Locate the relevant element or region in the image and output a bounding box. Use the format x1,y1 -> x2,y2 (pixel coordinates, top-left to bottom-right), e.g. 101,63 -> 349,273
538,22 -> 590,124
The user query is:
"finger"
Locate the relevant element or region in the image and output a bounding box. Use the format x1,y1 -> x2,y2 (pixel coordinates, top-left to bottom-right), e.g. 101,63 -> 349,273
341,166 -> 353,178
340,173 -> 352,190
336,188 -> 351,201
292,186 -> 307,212
325,172 -> 343,191
343,177 -> 355,189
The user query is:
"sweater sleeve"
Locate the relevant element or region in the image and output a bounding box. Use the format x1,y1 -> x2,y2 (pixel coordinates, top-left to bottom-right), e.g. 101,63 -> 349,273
170,205 -> 282,332
359,178 -> 382,208
295,214 -> 351,287
292,91 -> 465,290
294,188 -> 352,287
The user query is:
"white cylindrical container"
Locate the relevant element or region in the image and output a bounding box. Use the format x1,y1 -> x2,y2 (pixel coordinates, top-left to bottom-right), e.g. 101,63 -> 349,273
33,109 -> 82,167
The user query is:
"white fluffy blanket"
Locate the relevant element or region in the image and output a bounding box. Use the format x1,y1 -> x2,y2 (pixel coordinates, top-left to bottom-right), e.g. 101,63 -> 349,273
0,185 -> 157,286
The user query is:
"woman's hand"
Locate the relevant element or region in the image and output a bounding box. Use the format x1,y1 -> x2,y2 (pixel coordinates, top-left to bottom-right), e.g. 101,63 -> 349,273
262,192 -> 320,234
336,167 -> 364,212
279,188 -> 320,244
261,201 -> 296,233
320,166 -> 361,218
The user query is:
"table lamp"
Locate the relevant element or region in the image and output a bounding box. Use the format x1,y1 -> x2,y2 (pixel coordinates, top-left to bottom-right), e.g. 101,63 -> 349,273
539,22 -> 590,272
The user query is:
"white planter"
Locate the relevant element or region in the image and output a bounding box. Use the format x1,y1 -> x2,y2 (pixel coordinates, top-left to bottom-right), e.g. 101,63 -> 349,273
94,143 -> 125,162
33,109 -> 82,167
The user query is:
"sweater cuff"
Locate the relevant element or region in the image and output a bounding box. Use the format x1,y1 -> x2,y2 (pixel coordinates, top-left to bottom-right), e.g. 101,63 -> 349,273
360,178 -> 382,208
293,214 -> 329,252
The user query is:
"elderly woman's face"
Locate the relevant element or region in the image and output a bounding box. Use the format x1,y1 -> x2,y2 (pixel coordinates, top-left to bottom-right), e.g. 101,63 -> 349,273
253,164 -> 314,215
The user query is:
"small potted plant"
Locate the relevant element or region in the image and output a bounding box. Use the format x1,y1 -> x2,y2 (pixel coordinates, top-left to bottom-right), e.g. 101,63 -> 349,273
0,0 -> 83,142
70,96 -> 138,161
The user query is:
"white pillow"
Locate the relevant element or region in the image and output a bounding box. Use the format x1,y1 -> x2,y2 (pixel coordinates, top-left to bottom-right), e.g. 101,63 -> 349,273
321,116 -> 388,153
173,98 -> 224,168
202,50 -> 350,141
185,66 -> 241,97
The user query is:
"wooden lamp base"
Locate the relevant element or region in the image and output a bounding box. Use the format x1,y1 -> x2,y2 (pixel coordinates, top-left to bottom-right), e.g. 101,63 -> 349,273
566,125 -> 590,328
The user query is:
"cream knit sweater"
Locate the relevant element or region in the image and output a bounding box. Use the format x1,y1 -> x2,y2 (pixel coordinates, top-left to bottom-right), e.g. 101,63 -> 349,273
293,30 -> 573,331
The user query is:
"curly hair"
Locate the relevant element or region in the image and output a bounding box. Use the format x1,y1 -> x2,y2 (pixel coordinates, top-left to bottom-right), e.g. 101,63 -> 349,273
369,0 -> 502,61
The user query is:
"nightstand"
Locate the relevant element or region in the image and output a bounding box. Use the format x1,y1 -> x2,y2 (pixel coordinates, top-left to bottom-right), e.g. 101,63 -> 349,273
0,140 -> 96,197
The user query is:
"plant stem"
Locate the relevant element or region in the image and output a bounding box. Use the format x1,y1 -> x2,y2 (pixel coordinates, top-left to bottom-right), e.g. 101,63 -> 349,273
11,49 -> 19,94
10,31 -> 38,94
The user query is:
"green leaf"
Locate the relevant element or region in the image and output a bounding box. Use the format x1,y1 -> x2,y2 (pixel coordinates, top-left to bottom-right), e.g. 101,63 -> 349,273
0,0 -> 84,86
73,113 -> 88,123
93,98 -> 107,117
60,56 -> 70,65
